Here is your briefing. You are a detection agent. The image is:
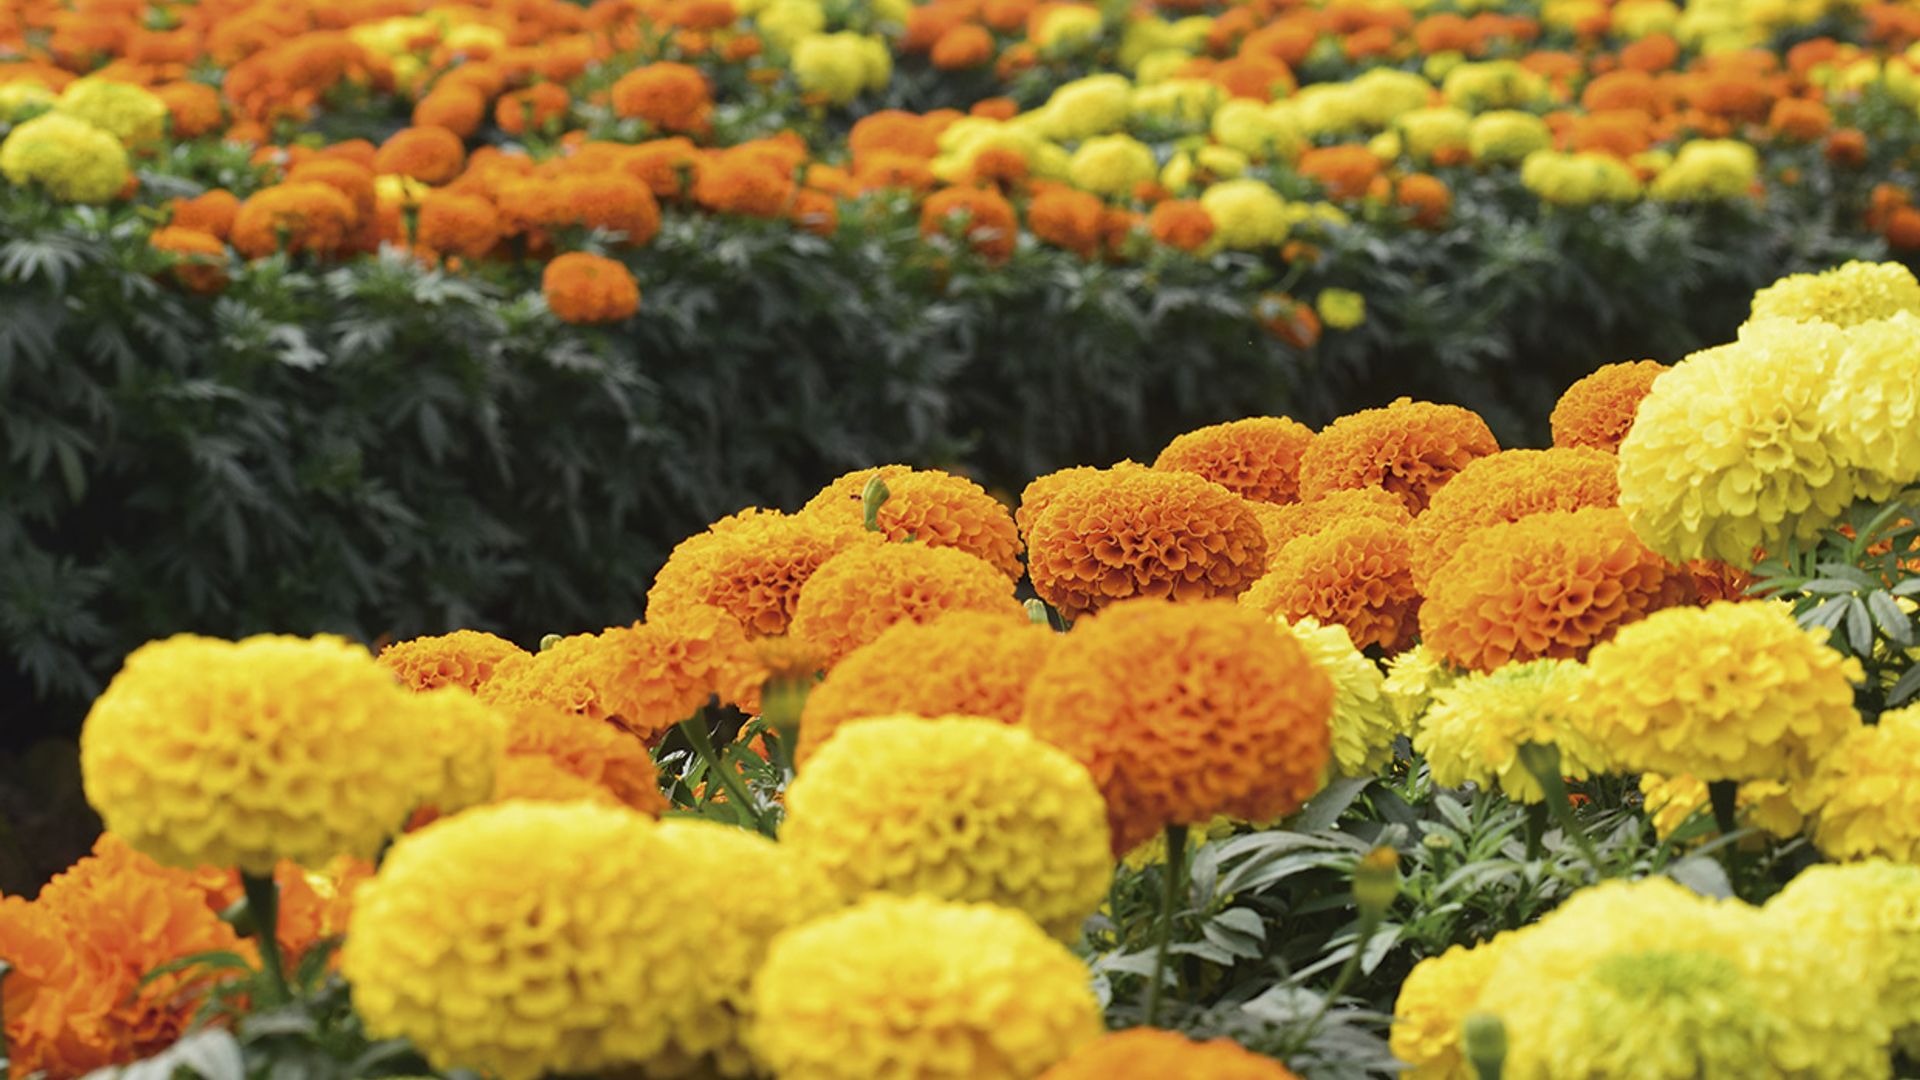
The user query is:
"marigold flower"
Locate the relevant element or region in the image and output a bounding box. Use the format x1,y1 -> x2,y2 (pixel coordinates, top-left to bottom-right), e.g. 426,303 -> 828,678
406,687 -> 504,819
416,189 -> 500,259
1249,487 -> 1411,563
542,251 -> 640,324
413,84 -> 488,138
1574,600 -> 1862,785
1154,416 -> 1316,505
149,226 -> 228,293
611,62 -> 712,133
798,610 -> 1056,763
1297,397 -> 1499,514
0,112 -> 130,203
1014,460 -> 1145,540
55,77 -> 167,147
932,23 -> 995,68
495,82 -> 569,135
1242,516 -> 1419,651
1549,359 -> 1669,452
920,185 -> 1019,262
1408,447 -> 1621,589
1277,617 -> 1398,777
491,754 -> 624,806
378,628 -> 527,693
1413,659 -> 1599,802
789,542 -> 1023,662
1539,949 -> 1777,1079
1820,311 -> 1920,490
748,896 -> 1103,1080
1023,598 -> 1333,854
154,80 -> 223,139
622,136 -> 702,198
1748,260 -> 1920,327
1298,144 -> 1382,200
649,507 -> 878,636
1148,198 -> 1215,251
1391,942 -> 1505,1080
286,158 -> 377,231
1763,861 -> 1920,1048
81,634 -> 443,874
1039,1029 -> 1302,1078
692,149 -> 796,217
230,181 -> 358,258
373,125 -> 466,184
1025,467 -> 1267,620
169,188 -> 240,239
498,700 -> 669,814
559,170 -> 661,245
801,465 -> 1022,577
1028,186 -> 1107,257
1808,704 -> 1920,863
784,715 -> 1110,939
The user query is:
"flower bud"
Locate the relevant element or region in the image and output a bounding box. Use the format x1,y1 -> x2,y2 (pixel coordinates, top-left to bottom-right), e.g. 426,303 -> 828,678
861,475 -> 891,532
1353,845 -> 1400,919
1462,1011 -> 1508,1080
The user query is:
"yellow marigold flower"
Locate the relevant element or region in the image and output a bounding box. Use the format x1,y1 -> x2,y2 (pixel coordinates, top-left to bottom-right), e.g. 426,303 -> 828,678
1413,659 -> 1599,803
783,715 -> 1111,939
1749,260 -> 1920,327
792,32 -> 890,104
80,634 -> 437,874
789,542 -> 1023,663
1068,133 -> 1157,197
1039,1028 -> 1302,1078
1638,772 -> 1804,841
748,895 -> 1102,1080
797,610 -> 1056,763
1383,643 -> 1458,731
801,466 -> 1022,578
1154,416 -> 1316,505
490,755 -> 626,806
1276,617 -> 1397,777
1647,139 -> 1759,201
758,0 -> 826,49
1467,110 -> 1551,164
1808,704 -> 1920,862
1765,861 -> 1920,1051
1298,397 -> 1500,515
1316,288 -> 1367,330
1212,99 -> 1303,161
1395,107 -> 1472,165
1618,319 -> 1880,565
1391,942 -> 1505,1080
1024,466 -> 1267,621
0,81 -> 54,122
1574,601 -> 1862,784
1200,177 -> 1292,249
55,77 -> 167,147
1519,149 -> 1642,206
0,112 -> 129,204
1441,61 -> 1548,110
1549,359 -> 1669,453
1038,74 -> 1132,140
648,507 -> 878,635
1023,598 -> 1333,855
1408,447 -> 1621,591
377,629 -> 528,693
407,688 -> 503,817
1536,949 -> 1777,1079
1820,312 -> 1920,490
1033,3 -> 1103,51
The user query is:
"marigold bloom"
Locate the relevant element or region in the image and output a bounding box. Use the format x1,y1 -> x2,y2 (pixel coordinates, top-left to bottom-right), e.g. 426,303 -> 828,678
748,896 -> 1103,1080
1808,704 -> 1920,863
1391,942 -> 1505,1080
1541,949 -> 1777,1079
1039,1029 -> 1301,1078
622,136 -> 702,198
920,185 -> 1019,262
1148,198 -> 1215,251
785,715 -> 1110,939
416,189 -> 501,259
1820,311 -> 1920,490
1277,617 -> 1398,777
1154,416 -> 1316,505
495,82 -> 569,135
1297,144 -> 1382,200
154,80 -> 223,139
169,188 -> 240,239
56,77 -> 167,147
1763,861 -> 1920,1048
932,23 -> 995,68
497,700 -> 668,814
789,542 -> 1023,662
649,507 -> 877,636
799,611 -> 1056,763
230,181 -> 358,258
414,84 -> 488,138
81,634 -> 443,874
0,112 -> 130,203
1408,447 -> 1622,589
542,251 -> 640,324
1249,488 -> 1411,563
406,687 -> 505,819
1028,186 -> 1106,257
611,62 -> 712,132
1549,359 -> 1669,452
1574,601 -> 1862,784
1749,260 -> 1920,327
286,158 -> 377,231
1414,659 -> 1601,802
692,150 -> 796,217
1014,460 -> 1145,540
1023,598 -> 1333,854
373,125 -> 466,184
1024,467 -> 1267,620
560,170 -> 661,245
378,628 -> 527,693
1242,516 -> 1419,651
1298,398 -> 1499,514
801,466 -> 1022,577
149,226 -> 228,293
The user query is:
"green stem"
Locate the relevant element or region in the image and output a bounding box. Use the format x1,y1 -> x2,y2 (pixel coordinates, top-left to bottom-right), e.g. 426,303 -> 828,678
1295,907 -> 1385,1052
682,712 -> 776,838
1143,823 -> 1189,1027
1523,802 -> 1547,860
240,872 -> 289,1005
1708,780 -> 1739,837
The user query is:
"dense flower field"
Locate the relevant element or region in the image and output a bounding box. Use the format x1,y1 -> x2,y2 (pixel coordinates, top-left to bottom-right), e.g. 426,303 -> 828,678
3,256 -> 1918,1079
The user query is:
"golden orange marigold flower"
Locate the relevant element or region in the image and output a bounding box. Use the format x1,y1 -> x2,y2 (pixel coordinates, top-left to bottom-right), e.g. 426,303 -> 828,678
169,188 -> 239,240
285,157 -> 376,232
230,181 -> 358,258
154,80 -> 222,139
1297,397 -> 1500,514
789,542 -> 1024,663
611,61 -> 712,133
413,84 -> 488,139
559,170 -> 662,245
1039,1029 -> 1303,1079
802,466 -> 1023,578
497,699 -> 669,814
1408,447 -> 1621,590
798,610 -> 1058,764
1024,467 -> 1267,620
373,125 -> 467,185
1396,173 -> 1451,227
149,226 -> 228,294
1014,461 -> 1146,540
495,82 -> 569,136
1027,186 -> 1107,257
542,251 -> 640,324
620,136 -> 701,199
1549,359 -> 1669,452
648,507 -> 879,636
1419,507 -> 1687,672
1298,145 -> 1383,200
1149,199 -> 1215,252
920,185 -> 1019,263
1023,598 -> 1333,854
1248,488 -> 1411,564
1154,416 -> 1317,505
378,629 -> 528,693
691,149 -> 796,218
416,190 -> 501,260
933,23 -> 995,69
1241,516 -> 1420,651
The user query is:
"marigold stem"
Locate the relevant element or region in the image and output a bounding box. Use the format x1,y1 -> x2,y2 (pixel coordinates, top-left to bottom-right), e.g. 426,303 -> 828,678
682,712 -> 776,838
1708,779 -> 1739,837
240,871 -> 290,1005
1144,822 -> 1188,1027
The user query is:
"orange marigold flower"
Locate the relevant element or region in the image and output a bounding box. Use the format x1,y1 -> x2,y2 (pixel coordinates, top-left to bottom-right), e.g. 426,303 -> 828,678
798,611 -> 1058,764
1408,447 -> 1621,589
1549,359 -> 1669,452
1255,292 -> 1321,348
1213,53 -> 1296,101
1396,173 -> 1451,228
1149,199 -> 1215,252
1419,506 -> 1688,671
1028,186 -> 1107,257
620,136 -> 701,199
610,61 -> 712,133
495,82 -> 569,136
559,170 -> 662,245
692,150 -> 796,218
286,158 -> 376,229
933,23 -> 996,69
413,84 -> 488,139
149,226 -> 228,294
1241,516 -> 1420,651
791,187 -> 839,236
169,189 -> 239,240
378,629 -> 528,693
491,754 -> 625,806
789,542 -> 1024,663
802,466 -> 1023,577
1248,487 -> 1411,563
1024,467 -> 1267,620
648,507 -> 879,636
542,251 -> 641,324
1023,598 -> 1333,854
972,95 -> 1021,120
1827,127 -> 1868,166
416,190 -> 501,260
1685,558 -> 1755,605
1,834 -> 251,1079
229,181 -> 358,258
1297,145 -> 1382,200
1769,97 -> 1832,141
373,125 -> 466,184
1015,461 -> 1147,540
497,699 -> 669,814
850,110 -> 942,163
154,81 -> 222,139
1040,1029 -> 1303,1079
197,855 -> 370,974
920,185 -> 1019,263
1155,416 -> 1316,505
1296,397 -> 1501,514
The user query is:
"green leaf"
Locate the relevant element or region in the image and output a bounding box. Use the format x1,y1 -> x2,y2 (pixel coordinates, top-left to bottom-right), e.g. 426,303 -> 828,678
1292,777 -> 1373,833
1889,665 -> 1920,708
1868,590 -> 1914,647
